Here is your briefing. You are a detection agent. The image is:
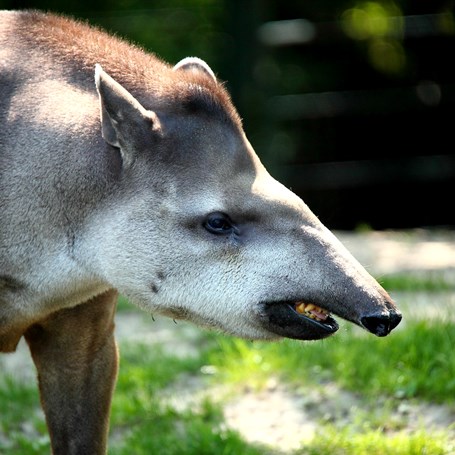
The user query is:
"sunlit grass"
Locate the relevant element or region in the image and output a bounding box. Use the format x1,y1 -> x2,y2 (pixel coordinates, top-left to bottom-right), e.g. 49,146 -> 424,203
108,316 -> 455,454
110,342 -> 265,455
207,320 -> 455,403
111,399 -> 266,455
300,427 -> 453,455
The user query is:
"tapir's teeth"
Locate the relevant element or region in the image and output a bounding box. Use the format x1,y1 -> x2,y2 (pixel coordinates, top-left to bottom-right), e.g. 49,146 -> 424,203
295,303 -> 306,314
294,302 -> 330,322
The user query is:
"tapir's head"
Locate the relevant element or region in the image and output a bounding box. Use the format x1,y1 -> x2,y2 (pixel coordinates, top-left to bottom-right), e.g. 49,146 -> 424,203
90,58 -> 401,341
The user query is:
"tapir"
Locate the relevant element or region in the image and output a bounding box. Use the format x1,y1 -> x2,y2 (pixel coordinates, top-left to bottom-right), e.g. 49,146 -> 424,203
0,10 -> 402,454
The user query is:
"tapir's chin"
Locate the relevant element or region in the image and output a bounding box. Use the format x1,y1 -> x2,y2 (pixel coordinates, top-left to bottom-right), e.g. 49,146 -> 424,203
259,301 -> 339,341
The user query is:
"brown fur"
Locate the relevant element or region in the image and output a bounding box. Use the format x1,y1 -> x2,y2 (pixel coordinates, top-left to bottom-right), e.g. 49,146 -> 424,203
25,290 -> 118,454
14,10 -> 242,125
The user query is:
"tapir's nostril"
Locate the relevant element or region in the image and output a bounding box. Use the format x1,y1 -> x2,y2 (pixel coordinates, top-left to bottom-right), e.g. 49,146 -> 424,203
361,312 -> 402,337
389,312 -> 402,331
361,315 -> 390,337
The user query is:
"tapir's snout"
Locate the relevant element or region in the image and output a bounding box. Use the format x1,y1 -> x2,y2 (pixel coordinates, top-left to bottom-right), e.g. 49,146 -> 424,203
256,223 -> 403,341
361,311 -> 402,337
260,295 -> 402,341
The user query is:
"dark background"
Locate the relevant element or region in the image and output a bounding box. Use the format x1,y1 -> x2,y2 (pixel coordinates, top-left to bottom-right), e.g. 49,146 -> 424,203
2,0 -> 454,230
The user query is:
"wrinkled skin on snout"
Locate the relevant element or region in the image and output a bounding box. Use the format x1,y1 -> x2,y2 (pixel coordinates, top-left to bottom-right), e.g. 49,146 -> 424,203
85,66 -> 402,342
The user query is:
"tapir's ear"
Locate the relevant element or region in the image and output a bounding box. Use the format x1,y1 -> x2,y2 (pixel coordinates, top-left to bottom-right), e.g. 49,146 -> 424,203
173,57 -> 217,83
94,64 -> 161,153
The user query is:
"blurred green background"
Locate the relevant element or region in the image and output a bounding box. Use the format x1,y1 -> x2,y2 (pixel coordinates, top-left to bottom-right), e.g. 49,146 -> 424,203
1,0 -> 454,229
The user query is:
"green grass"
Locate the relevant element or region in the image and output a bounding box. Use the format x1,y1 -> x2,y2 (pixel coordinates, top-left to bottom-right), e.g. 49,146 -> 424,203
299,427 -> 453,455
111,399 -> 266,455
0,378 -> 49,454
206,320 -> 455,403
117,294 -> 133,312
107,317 -> 455,454
379,273 -> 455,292
110,342 -> 267,454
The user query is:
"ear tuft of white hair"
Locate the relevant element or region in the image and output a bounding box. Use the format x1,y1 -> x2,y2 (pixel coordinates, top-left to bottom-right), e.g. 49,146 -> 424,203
173,57 -> 217,82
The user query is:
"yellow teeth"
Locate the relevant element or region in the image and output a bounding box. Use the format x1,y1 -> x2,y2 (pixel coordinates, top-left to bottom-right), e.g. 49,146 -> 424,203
295,302 -> 330,322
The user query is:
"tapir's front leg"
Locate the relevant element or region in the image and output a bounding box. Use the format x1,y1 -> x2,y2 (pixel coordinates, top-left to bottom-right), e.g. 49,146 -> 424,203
24,290 -> 118,455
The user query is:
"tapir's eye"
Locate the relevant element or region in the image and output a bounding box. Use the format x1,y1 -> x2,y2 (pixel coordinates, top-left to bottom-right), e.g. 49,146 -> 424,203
203,212 -> 235,235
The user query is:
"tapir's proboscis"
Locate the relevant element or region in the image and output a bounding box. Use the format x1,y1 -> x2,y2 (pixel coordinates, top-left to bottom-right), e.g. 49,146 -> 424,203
0,10 -> 402,454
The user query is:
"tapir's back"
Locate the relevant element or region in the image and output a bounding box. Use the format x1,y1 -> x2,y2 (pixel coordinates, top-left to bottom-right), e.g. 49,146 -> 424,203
0,10 -> 168,91
0,10 -> 237,114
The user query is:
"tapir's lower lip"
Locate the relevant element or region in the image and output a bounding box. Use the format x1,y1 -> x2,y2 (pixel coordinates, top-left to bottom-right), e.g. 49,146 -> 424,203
260,301 -> 339,341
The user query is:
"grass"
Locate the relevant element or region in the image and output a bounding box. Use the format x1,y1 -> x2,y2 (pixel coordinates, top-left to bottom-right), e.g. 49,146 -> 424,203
206,320 -> 455,403
379,273 -> 455,292
0,378 -> 49,454
109,315 -> 455,454
111,399 -> 266,455
1,271 -> 454,454
110,342 -> 268,454
299,427 -> 453,455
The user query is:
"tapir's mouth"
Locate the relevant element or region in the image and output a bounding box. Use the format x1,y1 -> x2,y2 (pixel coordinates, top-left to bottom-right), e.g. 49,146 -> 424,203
293,301 -> 331,322
260,300 -> 339,341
